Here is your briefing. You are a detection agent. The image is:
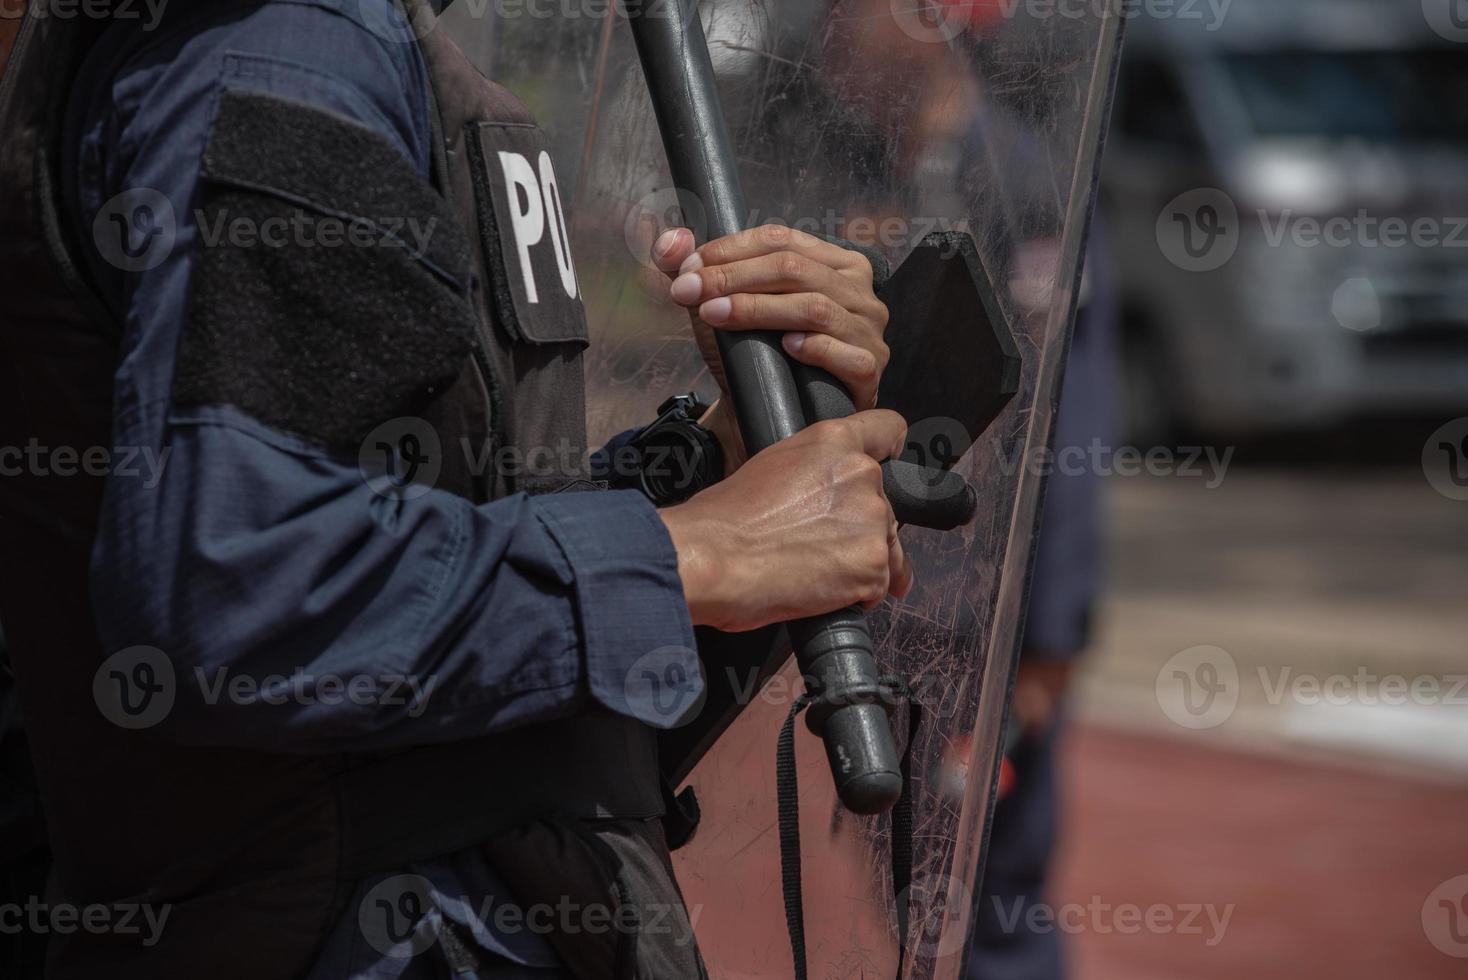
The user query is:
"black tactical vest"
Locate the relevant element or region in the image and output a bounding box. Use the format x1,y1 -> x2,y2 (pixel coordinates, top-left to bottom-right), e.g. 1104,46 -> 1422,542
0,4 -> 674,977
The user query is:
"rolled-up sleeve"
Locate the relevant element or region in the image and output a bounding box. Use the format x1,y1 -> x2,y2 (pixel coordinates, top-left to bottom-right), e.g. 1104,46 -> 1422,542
72,0 -> 698,752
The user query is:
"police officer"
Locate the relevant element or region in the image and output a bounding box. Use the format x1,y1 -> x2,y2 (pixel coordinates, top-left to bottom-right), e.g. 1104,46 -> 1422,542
0,1 -> 909,977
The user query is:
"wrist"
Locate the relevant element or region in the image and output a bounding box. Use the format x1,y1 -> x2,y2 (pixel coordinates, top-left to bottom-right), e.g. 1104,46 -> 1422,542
657,504 -> 726,627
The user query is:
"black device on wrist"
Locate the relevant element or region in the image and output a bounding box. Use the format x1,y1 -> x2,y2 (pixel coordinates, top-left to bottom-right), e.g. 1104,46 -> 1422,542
628,393 -> 723,507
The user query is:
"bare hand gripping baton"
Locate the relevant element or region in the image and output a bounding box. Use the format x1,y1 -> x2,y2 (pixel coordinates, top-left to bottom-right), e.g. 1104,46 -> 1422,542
626,0 -> 997,813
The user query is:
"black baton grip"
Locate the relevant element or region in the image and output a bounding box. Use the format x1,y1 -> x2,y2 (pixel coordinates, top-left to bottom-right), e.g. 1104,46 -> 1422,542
883,462 -> 977,530
794,364 -> 978,531
787,610 -> 901,814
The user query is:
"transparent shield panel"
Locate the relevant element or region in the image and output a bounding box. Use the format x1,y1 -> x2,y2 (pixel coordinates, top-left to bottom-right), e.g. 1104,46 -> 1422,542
441,0 -> 1123,974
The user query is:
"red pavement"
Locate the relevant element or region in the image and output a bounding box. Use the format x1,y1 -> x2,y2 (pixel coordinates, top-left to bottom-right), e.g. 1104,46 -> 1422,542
1052,724 -> 1468,980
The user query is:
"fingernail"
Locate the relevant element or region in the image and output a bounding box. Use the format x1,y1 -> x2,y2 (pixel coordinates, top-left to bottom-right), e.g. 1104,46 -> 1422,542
782,332 -> 806,353
700,297 -> 732,324
678,252 -> 704,275
653,229 -> 679,258
670,272 -> 702,305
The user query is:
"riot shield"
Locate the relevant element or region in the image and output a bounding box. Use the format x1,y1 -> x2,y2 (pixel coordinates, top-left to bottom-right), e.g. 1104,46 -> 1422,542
433,0 -> 1124,974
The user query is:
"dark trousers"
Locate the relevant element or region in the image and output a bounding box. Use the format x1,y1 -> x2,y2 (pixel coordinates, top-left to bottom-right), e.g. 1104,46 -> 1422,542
965,722 -> 1065,980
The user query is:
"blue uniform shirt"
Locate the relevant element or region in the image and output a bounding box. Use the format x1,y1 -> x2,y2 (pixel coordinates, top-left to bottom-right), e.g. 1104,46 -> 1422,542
64,1 -> 700,974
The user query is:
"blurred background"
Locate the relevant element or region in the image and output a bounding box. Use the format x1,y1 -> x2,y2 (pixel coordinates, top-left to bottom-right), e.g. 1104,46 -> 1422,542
3,0 -> 1465,977
1031,0 -> 1468,978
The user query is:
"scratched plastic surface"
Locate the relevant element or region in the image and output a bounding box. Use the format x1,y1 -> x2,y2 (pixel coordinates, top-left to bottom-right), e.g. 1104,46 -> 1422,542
442,0 -> 1122,974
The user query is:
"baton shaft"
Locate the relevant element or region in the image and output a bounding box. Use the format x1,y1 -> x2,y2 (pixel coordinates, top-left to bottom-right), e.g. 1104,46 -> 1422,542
626,0 -> 798,452
627,0 -> 902,814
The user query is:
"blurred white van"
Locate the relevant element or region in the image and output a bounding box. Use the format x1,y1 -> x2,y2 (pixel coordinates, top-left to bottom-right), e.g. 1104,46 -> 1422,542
1102,0 -> 1468,438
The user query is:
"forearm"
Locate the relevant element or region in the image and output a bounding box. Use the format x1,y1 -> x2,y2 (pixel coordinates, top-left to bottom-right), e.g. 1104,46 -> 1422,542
94,410 -> 698,751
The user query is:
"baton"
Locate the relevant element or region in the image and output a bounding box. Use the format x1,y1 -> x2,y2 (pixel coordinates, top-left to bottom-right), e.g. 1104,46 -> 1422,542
627,0 -> 904,813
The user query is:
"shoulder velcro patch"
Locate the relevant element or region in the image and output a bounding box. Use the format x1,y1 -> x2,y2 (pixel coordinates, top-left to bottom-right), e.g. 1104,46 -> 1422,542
173,89 -> 478,449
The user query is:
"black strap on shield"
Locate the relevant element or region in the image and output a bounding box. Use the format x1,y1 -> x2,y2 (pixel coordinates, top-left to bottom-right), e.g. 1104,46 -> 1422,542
625,0 -> 975,818
777,680 -> 922,979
